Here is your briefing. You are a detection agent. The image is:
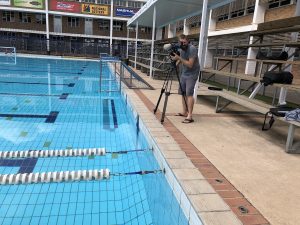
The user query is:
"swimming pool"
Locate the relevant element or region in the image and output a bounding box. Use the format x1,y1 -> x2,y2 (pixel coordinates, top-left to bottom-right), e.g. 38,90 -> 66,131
0,56 -> 190,225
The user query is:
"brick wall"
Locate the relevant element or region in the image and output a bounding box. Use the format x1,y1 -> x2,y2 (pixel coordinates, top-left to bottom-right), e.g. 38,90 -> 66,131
189,27 -> 200,35
265,5 -> 296,22
216,14 -> 253,30
0,11 -> 46,32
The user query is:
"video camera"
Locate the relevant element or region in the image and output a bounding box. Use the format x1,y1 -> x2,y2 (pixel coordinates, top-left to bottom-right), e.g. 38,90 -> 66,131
163,43 -> 181,57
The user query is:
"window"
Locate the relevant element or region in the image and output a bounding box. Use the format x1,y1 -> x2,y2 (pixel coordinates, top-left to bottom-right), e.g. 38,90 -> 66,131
128,1 -> 142,8
269,0 -> 292,8
36,14 -> 46,24
82,0 -> 95,3
98,0 -> 111,4
217,14 -> 229,21
68,17 -> 79,27
113,20 -> 125,31
19,12 -> 31,23
2,11 -> 14,22
114,0 -> 126,6
140,27 -> 151,33
98,19 -> 110,30
230,9 -> 244,18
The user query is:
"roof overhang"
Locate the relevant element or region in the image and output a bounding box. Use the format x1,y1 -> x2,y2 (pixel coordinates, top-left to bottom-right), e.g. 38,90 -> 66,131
127,0 -> 234,28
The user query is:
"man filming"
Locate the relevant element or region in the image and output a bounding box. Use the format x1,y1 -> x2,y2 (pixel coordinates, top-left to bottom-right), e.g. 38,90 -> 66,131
170,34 -> 200,123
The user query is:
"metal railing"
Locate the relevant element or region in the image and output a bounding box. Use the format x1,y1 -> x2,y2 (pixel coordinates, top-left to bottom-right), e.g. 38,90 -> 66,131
0,36 -> 132,58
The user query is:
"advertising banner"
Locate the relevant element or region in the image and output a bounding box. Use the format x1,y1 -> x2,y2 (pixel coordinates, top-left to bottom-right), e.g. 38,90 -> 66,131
50,0 -> 80,13
13,0 -> 44,9
0,0 -> 10,6
115,7 -> 138,17
82,4 -> 109,16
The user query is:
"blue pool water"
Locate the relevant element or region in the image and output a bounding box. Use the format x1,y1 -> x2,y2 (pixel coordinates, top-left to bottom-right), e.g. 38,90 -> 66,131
0,57 -> 189,225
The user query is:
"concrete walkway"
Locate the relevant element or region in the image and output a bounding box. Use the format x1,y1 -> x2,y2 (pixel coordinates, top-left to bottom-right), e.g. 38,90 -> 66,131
132,69 -> 300,225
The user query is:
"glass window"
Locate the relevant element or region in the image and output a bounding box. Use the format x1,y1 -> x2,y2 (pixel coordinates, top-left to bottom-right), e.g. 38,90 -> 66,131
36,14 -> 46,24
114,0 -> 126,6
113,20 -> 125,31
68,17 -> 80,27
82,0 -> 95,3
98,0 -> 111,4
128,1 -> 142,8
98,19 -> 110,30
269,0 -> 291,8
2,11 -> 14,22
140,27 -> 151,33
19,12 -> 31,23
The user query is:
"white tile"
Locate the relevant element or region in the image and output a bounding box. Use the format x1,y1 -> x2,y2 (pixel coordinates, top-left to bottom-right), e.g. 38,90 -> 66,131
180,192 -> 191,219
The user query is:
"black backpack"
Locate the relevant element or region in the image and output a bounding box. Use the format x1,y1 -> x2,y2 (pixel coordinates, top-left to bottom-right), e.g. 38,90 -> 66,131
256,51 -> 288,61
262,105 -> 295,131
261,71 -> 293,86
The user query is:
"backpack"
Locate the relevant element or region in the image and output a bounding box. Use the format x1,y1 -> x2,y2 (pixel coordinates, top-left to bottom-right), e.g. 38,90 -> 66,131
256,51 -> 288,61
261,71 -> 293,86
262,105 -> 296,131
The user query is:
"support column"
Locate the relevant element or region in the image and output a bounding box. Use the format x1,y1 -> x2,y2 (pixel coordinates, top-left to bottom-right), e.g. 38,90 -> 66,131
149,6 -> 156,78
245,0 -> 267,75
45,0 -> 50,54
204,10 -> 215,68
167,23 -> 176,38
156,28 -> 163,40
126,28 -> 129,58
110,0 -> 114,55
183,19 -> 190,35
194,0 -> 209,99
134,21 -> 138,69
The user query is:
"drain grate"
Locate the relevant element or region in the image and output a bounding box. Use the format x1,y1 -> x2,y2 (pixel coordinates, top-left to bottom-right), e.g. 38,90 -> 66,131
238,206 -> 249,214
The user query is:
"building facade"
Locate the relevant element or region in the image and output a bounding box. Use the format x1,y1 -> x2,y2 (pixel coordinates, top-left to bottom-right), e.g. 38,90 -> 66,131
0,0 -> 150,56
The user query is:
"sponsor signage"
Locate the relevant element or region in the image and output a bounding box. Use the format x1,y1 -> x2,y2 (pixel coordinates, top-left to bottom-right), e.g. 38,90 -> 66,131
50,0 -> 80,13
82,4 -> 109,15
115,7 -> 138,17
13,0 -> 44,9
0,0 -> 10,6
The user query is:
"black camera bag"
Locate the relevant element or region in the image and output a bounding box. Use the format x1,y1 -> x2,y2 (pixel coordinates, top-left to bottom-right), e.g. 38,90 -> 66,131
261,71 -> 293,86
262,105 -> 295,131
256,51 -> 288,61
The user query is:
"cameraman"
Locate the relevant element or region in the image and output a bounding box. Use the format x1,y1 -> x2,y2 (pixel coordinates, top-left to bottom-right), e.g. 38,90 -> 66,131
170,34 -> 200,123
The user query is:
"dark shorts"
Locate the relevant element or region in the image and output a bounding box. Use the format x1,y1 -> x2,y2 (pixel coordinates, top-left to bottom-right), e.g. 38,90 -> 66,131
178,75 -> 198,96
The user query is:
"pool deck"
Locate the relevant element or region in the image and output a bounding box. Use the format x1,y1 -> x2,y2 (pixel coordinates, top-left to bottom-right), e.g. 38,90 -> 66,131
126,68 -> 300,225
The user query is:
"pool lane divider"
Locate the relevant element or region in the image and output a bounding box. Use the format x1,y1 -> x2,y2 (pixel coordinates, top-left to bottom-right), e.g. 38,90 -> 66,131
0,68 -> 84,75
0,169 -> 110,185
0,92 -> 69,100
0,81 -> 75,87
0,111 -> 59,123
0,168 -> 164,185
0,148 -> 150,159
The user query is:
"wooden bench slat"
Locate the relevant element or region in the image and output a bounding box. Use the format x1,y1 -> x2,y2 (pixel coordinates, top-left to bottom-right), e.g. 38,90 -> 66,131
202,69 -> 300,91
214,57 -> 300,65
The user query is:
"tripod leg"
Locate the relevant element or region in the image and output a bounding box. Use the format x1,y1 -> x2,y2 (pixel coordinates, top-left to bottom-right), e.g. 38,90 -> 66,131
153,71 -> 171,114
153,87 -> 165,114
161,91 -> 170,123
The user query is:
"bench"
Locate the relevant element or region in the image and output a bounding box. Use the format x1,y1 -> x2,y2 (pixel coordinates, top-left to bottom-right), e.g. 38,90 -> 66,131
199,74 -> 300,153
203,68 -> 300,92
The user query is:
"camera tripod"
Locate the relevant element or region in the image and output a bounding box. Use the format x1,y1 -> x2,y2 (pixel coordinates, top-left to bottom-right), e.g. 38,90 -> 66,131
153,59 -> 188,123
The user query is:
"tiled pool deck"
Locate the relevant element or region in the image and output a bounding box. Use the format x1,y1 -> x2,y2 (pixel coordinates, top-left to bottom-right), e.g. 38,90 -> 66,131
122,67 -> 300,225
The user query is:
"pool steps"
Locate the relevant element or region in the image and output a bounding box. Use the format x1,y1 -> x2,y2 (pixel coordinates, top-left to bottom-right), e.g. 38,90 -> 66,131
0,148 -> 106,158
0,169 -> 110,185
